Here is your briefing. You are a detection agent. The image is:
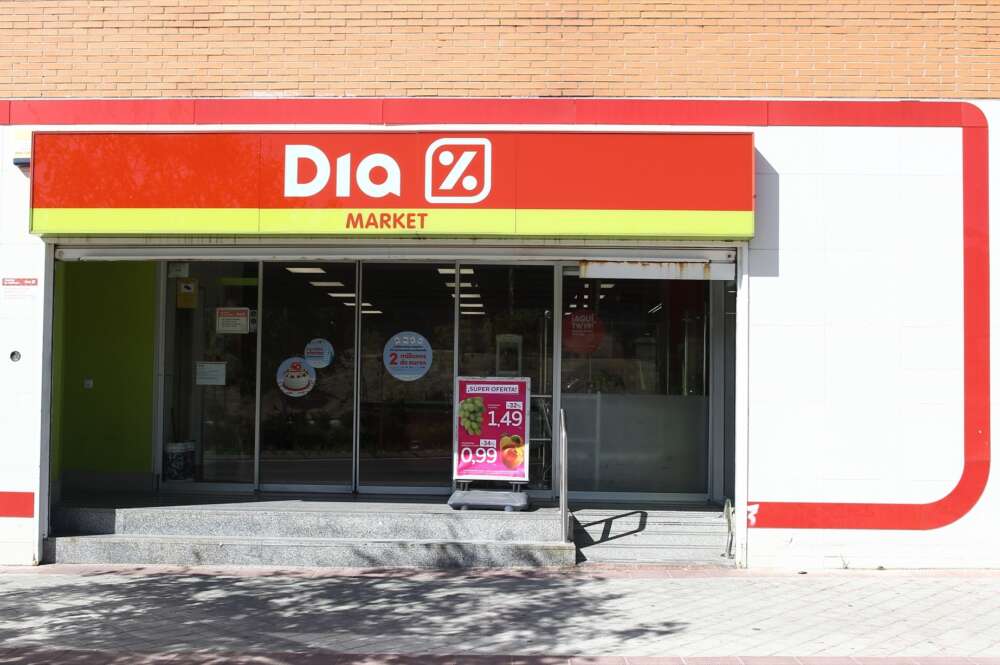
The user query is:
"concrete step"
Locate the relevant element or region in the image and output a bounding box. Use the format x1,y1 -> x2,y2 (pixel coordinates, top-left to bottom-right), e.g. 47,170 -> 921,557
576,542 -> 735,565
572,510 -> 727,528
574,527 -> 728,548
571,507 -> 731,566
53,505 -> 563,543
44,534 -> 577,569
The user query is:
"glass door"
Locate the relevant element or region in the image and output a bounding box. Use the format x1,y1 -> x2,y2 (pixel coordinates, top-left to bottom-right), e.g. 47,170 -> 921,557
258,263 -> 357,490
357,264 -> 455,490
162,262 -> 258,486
457,265 -> 555,490
561,270 -> 710,497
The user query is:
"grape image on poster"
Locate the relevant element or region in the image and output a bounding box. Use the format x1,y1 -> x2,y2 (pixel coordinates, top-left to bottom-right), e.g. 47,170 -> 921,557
383,331 -> 432,381
303,338 -> 334,368
276,356 -> 316,397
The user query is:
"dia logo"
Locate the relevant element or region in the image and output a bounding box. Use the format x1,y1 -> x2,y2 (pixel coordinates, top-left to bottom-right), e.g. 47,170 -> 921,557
282,138 -> 493,204
424,138 -> 492,204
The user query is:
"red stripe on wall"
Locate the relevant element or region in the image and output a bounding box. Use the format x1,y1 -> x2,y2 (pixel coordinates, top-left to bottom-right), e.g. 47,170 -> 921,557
0,99 -> 988,129
573,99 -> 769,126
11,99 -> 196,125
381,98 -> 579,125
765,100 -> 972,128
194,98 -> 383,125
0,492 -> 34,518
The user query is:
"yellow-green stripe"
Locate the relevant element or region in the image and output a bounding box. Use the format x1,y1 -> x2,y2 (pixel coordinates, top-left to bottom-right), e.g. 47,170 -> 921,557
31,208 -> 258,235
32,207 -> 754,239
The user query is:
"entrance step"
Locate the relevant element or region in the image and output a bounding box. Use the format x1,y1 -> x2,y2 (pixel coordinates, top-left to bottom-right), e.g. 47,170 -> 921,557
53,503 -> 562,542
47,498 -> 573,569
44,534 -> 576,568
572,506 -> 734,566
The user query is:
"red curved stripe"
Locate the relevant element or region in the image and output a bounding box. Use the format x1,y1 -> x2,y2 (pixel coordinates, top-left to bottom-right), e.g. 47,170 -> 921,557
751,119 -> 990,530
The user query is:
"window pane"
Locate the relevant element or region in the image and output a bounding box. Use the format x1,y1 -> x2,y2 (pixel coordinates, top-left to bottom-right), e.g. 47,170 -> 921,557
358,264 -> 454,487
259,262 -> 356,486
162,262 -> 258,484
458,265 -> 554,490
561,275 -> 709,494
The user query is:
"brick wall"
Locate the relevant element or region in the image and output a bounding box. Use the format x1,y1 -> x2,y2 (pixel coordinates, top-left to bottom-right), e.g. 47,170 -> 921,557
0,1 -> 995,99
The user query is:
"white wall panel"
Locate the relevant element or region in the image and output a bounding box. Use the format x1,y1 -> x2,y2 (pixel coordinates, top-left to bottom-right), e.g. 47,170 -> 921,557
747,103 -> 997,569
0,126 -> 46,565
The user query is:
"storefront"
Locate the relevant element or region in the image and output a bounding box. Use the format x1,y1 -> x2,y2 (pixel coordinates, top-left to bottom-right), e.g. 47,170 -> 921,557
1,98 -> 995,569
36,128 -> 751,502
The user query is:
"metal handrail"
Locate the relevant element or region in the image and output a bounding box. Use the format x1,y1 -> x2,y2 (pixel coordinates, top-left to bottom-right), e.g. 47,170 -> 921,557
559,408 -> 571,543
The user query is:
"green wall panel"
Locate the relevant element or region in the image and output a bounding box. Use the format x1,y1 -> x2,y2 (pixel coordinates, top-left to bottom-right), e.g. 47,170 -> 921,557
53,262 -> 156,475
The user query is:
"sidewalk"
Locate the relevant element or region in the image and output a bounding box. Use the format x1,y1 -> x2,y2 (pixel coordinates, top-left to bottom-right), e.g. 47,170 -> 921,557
1,565 -> 999,663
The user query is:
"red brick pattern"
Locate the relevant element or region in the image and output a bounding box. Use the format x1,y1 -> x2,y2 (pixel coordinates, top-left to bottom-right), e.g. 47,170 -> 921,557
0,1 -> 995,99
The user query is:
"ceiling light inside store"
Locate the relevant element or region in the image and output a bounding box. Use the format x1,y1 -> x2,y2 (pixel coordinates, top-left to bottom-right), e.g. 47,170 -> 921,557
437,268 -> 474,275
568,304 -> 577,309
451,293 -> 481,299
461,303 -> 484,308
445,282 -> 473,288
327,292 -> 355,298
362,310 -> 383,315
286,267 -> 326,274
462,311 -> 485,316
310,281 -> 344,287
583,294 -> 589,299
601,283 -> 615,289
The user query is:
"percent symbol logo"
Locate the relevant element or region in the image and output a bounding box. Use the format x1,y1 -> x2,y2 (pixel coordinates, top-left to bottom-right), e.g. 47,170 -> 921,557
424,138 -> 492,204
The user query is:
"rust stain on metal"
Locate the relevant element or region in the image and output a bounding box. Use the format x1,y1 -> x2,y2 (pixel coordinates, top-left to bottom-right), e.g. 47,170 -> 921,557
579,259 -> 713,279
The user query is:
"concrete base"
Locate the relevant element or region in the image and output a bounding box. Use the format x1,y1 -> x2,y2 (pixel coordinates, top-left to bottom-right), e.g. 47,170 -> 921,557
44,535 -> 576,568
48,494 -> 572,569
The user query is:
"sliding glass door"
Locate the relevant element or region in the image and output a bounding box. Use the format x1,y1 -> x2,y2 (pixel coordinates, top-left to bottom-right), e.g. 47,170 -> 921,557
258,263 -> 357,489
560,270 -> 710,497
357,264 -> 455,489
161,262 -> 258,486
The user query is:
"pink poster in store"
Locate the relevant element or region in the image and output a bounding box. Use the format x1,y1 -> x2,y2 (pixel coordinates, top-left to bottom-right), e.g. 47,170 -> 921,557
454,377 -> 530,482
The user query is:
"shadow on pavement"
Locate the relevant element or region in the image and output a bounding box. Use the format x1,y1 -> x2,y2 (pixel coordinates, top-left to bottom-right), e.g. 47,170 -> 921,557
0,567 -> 686,662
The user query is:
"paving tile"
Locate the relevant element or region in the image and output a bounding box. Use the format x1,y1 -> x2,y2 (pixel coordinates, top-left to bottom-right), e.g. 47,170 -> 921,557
4,571 -> 1000,660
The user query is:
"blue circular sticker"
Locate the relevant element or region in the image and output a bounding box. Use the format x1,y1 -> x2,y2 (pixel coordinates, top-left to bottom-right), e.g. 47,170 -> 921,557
303,338 -> 334,369
276,356 -> 317,397
383,331 -> 433,382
